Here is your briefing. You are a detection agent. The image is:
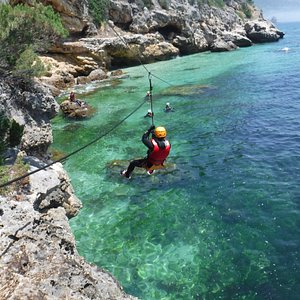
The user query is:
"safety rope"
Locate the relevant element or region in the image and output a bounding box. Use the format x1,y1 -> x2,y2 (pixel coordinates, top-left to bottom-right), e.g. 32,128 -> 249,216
108,22 -> 176,127
0,98 -> 146,189
148,72 -> 154,126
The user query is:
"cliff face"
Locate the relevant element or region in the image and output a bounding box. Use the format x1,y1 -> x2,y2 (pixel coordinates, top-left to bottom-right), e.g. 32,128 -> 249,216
0,194 -> 137,300
0,77 -> 59,156
15,0 -> 283,91
0,78 -> 138,300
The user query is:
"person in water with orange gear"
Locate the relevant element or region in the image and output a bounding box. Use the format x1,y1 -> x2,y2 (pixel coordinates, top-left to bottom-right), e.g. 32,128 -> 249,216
121,125 -> 171,179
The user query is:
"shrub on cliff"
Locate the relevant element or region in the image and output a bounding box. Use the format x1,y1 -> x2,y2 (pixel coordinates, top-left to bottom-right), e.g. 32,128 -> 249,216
158,0 -> 171,10
0,1 -> 68,78
196,0 -> 224,8
0,156 -> 30,196
0,113 -> 10,164
88,0 -> 109,26
0,113 -> 24,164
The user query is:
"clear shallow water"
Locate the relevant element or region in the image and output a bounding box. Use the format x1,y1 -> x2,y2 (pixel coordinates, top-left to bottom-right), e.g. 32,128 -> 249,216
51,23 -> 300,299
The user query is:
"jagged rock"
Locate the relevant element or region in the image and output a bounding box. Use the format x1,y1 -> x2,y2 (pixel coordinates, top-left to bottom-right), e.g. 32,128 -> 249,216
0,77 -> 59,157
88,68 -> 108,81
33,0 -> 283,91
109,0 -> 133,28
21,123 -> 53,155
173,32 -> 209,54
0,79 -> 138,299
40,72 -> 76,91
25,160 -> 82,218
229,33 -> 253,47
211,39 -> 237,52
0,197 -> 137,300
245,20 -> 285,43
142,41 -> 179,61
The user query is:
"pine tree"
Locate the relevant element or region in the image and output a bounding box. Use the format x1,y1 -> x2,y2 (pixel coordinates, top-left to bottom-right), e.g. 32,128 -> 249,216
0,1 -> 68,77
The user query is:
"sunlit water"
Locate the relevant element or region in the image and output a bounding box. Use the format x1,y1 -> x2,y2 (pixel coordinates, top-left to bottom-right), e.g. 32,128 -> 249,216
51,23 -> 300,299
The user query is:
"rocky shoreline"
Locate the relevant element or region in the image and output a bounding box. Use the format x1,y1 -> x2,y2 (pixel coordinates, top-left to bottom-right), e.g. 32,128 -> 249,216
0,165 -> 136,299
38,0 -> 284,94
0,78 -> 138,299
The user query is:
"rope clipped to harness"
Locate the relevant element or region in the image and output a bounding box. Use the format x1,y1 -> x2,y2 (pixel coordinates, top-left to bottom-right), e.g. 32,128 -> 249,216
148,72 -> 154,126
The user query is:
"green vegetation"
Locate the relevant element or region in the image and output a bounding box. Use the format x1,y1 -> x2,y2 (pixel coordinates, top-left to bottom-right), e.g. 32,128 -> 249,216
0,113 -> 27,195
208,0 -> 224,8
241,3 -> 252,18
88,0 -> 109,26
137,0 -> 153,10
0,1 -> 67,78
0,112 -> 24,164
158,0 -> 171,10
14,46 -> 46,79
0,156 -> 30,196
0,113 -> 10,165
9,120 -> 24,148
196,0 -> 225,8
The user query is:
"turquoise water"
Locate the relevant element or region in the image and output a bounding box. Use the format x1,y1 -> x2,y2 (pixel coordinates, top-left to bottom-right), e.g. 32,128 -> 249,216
51,23 -> 300,299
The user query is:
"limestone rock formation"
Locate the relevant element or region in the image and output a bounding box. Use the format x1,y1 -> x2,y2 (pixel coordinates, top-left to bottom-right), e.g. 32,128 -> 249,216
245,20 -> 285,43
60,99 -> 95,118
0,77 -> 59,156
6,0 -> 282,92
32,0 -> 284,92
0,78 -> 138,300
0,178 -> 136,300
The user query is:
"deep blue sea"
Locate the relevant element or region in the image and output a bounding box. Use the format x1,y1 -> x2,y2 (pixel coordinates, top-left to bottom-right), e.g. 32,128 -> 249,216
51,22 -> 300,299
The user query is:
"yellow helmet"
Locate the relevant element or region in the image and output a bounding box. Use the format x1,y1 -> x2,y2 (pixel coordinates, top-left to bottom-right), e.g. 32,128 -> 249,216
154,126 -> 167,138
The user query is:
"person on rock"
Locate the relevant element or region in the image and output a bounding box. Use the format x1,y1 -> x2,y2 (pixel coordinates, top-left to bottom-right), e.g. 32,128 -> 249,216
120,125 -> 171,179
69,91 -> 84,106
69,91 -> 76,102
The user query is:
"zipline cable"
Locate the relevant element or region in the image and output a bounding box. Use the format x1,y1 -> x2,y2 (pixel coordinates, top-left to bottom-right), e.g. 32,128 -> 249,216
108,22 -> 176,127
0,98 -> 147,189
108,22 -> 174,87
148,72 -> 154,126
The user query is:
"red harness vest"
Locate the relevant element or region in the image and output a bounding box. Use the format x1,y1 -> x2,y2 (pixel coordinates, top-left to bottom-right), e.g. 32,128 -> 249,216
148,139 -> 171,165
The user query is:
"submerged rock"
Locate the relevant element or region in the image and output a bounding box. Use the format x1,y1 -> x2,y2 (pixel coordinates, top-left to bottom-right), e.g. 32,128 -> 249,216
107,159 -> 176,176
0,157 -> 137,300
161,84 -> 211,96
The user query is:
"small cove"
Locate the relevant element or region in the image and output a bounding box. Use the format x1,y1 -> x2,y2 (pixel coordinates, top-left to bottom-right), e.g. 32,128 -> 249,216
51,23 -> 300,299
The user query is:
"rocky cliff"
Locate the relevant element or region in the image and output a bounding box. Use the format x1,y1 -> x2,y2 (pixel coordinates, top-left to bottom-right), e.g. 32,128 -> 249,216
15,0 -> 284,92
0,77 -> 138,300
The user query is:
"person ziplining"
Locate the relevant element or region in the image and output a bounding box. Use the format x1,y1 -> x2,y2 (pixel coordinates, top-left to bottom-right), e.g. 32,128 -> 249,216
120,71 -> 171,179
120,125 -> 171,179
